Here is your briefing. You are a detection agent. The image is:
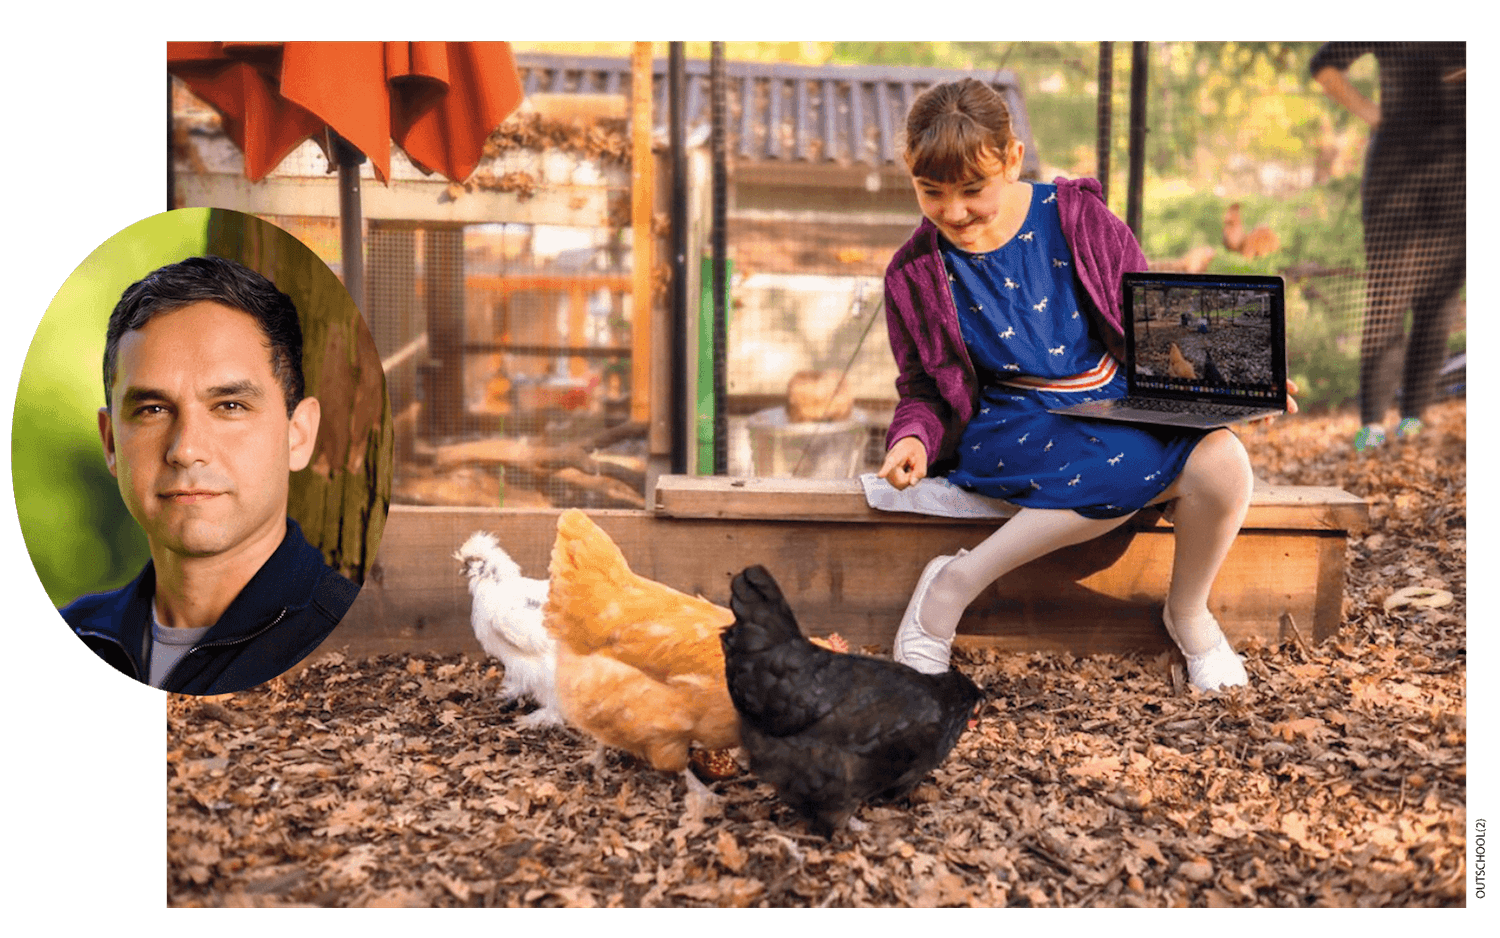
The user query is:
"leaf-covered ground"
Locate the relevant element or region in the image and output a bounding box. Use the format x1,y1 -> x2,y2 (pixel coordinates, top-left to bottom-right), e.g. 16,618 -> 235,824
167,399 -> 1467,908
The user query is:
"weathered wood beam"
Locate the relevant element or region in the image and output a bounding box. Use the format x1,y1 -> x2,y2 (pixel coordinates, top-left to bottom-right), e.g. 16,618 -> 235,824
321,476 -> 1366,664
652,475 -> 1370,532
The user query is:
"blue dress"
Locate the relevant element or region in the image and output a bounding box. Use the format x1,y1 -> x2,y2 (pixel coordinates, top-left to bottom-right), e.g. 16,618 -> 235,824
943,183 -> 1205,519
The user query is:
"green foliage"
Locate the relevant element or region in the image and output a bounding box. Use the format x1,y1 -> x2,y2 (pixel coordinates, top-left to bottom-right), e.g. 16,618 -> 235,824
1284,290 -> 1362,414
1094,43 -> 1331,180
1140,176 -> 1364,268
14,210 -> 210,606
817,42 -> 1426,416
831,41 -> 1101,83
1026,91 -> 1102,175
1448,328 -> 1465,356
1136,176 -> 1378,413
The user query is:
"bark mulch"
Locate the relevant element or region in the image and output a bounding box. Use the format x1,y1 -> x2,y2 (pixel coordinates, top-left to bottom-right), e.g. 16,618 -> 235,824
167,398 -> 1468,908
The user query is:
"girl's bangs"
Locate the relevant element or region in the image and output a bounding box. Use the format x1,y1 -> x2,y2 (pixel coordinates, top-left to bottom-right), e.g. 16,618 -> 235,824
906,122 -> 1000,183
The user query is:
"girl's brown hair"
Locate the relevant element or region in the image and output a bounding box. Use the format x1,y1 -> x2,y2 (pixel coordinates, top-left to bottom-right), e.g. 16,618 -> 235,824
903,78 -> 1018,182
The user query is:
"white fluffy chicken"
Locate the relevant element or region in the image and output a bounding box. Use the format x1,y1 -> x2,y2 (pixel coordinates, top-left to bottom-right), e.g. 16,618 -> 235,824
455,531 -> 564,728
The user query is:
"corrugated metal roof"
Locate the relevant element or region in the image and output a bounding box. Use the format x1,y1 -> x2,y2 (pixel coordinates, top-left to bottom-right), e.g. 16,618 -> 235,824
514,53 -> 1040,177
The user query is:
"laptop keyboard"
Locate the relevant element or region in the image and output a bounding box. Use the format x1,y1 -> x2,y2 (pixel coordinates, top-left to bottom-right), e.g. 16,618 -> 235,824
1118,397 -> 1270,417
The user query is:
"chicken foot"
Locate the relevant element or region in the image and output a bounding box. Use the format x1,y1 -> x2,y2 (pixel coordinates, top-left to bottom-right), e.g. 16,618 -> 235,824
679,766 -> 724,823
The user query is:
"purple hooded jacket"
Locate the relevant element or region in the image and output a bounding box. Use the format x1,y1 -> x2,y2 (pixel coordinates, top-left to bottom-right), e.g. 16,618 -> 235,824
883,176 -> 1148,469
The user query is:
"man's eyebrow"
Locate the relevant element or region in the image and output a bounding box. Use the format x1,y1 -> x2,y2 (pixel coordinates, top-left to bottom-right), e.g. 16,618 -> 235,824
119,386 -> 172,408
204,380 -> 266,400
118,381 -> 267,408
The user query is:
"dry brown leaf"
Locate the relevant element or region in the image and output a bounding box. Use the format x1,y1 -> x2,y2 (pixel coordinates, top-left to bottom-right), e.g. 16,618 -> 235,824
716,830 -> 747,873
166,401 -> 1467,908
1178,858 -> 1214,883
1384,586 -> 1454,611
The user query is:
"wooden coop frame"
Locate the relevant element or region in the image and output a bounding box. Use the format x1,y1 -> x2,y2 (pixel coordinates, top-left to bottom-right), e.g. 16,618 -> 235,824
172,43 -> 672,511
329,474 -> 1368,662
170,45 -> 1370,667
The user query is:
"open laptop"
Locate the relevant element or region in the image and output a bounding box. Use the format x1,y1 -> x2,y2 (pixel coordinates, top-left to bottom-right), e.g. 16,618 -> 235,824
1048,271 -> 1287,429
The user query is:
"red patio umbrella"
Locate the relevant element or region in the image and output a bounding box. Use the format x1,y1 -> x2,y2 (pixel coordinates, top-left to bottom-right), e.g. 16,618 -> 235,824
167,41 -> 524,302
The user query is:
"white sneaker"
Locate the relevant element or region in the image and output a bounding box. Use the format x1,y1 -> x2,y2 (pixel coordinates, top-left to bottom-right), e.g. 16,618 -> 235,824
894,551 -> 965,674
1163,606 -> 1248,691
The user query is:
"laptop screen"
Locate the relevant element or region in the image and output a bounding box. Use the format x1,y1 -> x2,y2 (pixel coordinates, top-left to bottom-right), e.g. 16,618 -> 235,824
1122,272 -> 1287,407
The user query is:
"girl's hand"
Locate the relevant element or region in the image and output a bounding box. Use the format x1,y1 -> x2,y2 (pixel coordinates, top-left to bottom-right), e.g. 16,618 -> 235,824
879,436 -> 929,491
1252,377 -> 1299,426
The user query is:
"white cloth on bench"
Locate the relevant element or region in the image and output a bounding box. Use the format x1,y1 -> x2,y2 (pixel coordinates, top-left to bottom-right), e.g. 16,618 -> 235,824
860,473 -> 1015,519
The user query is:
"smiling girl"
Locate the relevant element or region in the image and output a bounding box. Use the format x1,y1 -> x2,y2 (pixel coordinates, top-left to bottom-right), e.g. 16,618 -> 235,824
880,79 -> 1294,692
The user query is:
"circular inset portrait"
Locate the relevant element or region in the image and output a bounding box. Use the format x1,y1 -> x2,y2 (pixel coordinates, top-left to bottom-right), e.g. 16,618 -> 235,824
14,208 -> 392,694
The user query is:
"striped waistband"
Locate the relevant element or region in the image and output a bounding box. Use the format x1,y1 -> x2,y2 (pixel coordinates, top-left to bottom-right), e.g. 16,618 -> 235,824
993,353 -> 1119,393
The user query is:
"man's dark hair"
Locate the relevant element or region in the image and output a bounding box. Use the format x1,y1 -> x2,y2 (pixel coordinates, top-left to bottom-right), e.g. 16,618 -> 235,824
103,255 -> 305,416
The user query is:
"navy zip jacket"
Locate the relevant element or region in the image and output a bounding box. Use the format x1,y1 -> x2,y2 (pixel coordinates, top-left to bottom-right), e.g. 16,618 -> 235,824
61,518 -> 358,694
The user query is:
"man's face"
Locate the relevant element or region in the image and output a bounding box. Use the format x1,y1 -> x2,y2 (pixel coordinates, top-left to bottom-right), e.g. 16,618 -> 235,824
99,301 -> 319,564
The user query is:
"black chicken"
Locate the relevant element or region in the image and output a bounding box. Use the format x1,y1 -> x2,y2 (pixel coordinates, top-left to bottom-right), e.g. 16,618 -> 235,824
721,565 -> 983,835
1202,349 -> 1226,386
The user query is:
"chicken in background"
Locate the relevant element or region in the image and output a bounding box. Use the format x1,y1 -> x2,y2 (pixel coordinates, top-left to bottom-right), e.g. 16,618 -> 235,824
1168,341 -> 1197,380
1151,244 -> 1216,274
482,352 -> 512,413
1223,203 -> 1280,260
559,373 -> 602,412
545,507 -> 742,816
455,531 -> 564,728
1202,349 -> 1226,386
786,369 -> 854,423
721,565 -> 983,836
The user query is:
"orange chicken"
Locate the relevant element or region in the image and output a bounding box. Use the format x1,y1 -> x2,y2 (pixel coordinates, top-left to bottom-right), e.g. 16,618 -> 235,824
1222,203 -> 1280,259
545,508 -> 739,814
545,509 -> 844,814
786,369 -> 854,423
1152,244 -> 1216,274
1168,341 -> 1197,380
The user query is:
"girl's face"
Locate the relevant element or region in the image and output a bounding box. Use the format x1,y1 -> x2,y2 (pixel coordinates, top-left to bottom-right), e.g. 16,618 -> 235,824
909,144 -> 1024,253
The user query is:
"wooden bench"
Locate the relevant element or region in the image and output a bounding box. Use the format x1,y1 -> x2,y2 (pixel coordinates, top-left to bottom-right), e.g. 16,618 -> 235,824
325,475 -> 1367,661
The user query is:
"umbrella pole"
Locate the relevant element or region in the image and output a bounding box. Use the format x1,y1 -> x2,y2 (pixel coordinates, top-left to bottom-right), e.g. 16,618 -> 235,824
333,131 -> 366,310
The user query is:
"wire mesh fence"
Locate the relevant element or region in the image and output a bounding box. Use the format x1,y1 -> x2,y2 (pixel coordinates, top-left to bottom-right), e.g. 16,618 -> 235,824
170,41 -> 1465,505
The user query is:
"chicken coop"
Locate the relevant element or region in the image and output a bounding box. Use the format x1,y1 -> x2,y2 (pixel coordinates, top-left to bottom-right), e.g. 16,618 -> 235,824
174,79 -> 652,516
168,42 -> 1370,665
166,49 -> 1050,651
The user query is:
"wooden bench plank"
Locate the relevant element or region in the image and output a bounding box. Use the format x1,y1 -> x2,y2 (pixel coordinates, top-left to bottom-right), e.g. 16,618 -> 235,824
320,470 -> 1366,663
653,474 -> 1369,532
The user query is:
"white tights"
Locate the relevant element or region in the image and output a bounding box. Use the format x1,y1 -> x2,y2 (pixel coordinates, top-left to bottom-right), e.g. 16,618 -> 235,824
917,430 -> 1255,656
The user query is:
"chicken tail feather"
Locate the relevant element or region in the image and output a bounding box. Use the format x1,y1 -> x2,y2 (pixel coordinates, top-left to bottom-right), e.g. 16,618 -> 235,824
727,565 -> 807,654
546,509 -> 636,651
546,508 -> 730,662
